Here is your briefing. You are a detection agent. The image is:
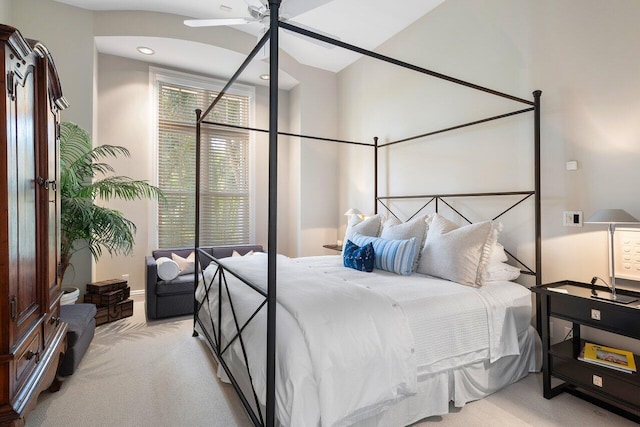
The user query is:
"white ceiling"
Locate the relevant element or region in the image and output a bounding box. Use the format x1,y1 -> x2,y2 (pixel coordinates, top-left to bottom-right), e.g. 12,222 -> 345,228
95,36 -> 299,90
56,0 -> 445,82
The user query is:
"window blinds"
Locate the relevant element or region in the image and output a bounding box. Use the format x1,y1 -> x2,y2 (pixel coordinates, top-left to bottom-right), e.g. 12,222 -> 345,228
157,81 -> 250,248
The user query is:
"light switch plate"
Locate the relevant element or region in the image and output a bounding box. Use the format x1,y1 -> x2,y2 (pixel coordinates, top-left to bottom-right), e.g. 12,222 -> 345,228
563,211 -> 583,227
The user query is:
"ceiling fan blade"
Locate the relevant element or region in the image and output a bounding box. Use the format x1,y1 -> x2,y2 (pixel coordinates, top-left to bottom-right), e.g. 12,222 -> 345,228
283,21 -> 339,49
280,0 -> 334,19
184,18 -> 257,27
242,0 -> 268,10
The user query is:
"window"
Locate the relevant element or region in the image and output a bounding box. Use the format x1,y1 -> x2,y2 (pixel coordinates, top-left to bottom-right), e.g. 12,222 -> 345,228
154,70 -> 254,248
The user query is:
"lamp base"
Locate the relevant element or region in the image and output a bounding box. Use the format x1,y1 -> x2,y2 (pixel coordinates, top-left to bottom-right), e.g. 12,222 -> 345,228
591,293 -> 638,304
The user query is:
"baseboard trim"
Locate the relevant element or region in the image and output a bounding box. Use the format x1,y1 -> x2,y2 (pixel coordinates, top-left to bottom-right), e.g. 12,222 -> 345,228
130,289 -> 145,296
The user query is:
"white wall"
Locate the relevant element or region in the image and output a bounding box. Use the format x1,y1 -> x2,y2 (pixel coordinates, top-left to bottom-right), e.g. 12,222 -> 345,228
0,0 -> 10,23
255,85 -> 293,257
95,54 -> 152,293
298,71 -> 339,257
277,50 -> 339,257
288,86 -> 302,256
286,65 -> 339,257
337,0 -> 640,351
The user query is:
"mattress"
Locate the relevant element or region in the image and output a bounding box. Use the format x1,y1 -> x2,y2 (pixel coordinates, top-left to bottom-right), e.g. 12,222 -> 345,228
195,253 -> 539,427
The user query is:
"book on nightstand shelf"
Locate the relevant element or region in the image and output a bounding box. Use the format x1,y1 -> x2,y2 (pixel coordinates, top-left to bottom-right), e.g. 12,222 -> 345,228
578,342 -> 637,373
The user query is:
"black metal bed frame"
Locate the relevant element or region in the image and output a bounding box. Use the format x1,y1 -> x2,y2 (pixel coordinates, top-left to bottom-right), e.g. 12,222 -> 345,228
191,2 -> 542,426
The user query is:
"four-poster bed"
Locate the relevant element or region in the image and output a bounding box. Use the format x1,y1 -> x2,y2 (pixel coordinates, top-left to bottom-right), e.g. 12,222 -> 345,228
190,1 -> 542,426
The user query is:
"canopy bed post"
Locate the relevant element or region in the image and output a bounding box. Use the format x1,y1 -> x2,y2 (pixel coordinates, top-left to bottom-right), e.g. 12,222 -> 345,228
193,108 -> 202,338
533,90 -> 542,286
533,89 -> 542,333
374,136 -> 378,214
266,1 -> 281,426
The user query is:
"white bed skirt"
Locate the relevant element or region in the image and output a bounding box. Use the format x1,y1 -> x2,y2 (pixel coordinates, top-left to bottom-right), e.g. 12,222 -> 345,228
196,320 -> 541,427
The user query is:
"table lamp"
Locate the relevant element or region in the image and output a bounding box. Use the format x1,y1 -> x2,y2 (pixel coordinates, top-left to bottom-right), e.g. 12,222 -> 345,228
344,208 -> 363,220
585,209 -> 639,304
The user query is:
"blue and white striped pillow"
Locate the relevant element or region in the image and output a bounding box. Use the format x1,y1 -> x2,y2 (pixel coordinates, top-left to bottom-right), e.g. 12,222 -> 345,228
351,233 -> 417,276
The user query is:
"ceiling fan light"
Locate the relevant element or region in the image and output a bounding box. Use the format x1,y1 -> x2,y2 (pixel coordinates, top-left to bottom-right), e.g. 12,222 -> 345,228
136,46 -> 155,55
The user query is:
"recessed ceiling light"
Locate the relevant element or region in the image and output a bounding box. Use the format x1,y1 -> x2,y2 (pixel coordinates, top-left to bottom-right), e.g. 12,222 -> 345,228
137,46 -> 155,55
220,4 -> 233,12
259,74 -> 270,80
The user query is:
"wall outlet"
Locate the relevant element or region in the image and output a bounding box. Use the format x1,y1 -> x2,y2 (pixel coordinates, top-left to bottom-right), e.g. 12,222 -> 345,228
566,160 -> 578,171
563,211 -> 583,227
121,274 -> 130,282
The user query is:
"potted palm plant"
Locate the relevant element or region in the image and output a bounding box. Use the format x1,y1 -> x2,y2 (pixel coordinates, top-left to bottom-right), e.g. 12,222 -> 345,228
60,122 -> 164,284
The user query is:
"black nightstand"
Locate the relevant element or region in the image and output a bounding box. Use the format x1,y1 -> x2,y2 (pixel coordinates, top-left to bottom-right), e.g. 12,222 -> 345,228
322,244 -> 342,252
533,280 -> 640,422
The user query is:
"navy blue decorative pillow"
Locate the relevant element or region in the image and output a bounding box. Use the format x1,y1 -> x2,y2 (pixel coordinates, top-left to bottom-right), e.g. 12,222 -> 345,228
343,240 -> 375,272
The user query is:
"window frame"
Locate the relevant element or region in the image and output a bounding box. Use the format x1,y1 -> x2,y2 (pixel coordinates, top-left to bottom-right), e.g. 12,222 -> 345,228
149,67 -> 256,249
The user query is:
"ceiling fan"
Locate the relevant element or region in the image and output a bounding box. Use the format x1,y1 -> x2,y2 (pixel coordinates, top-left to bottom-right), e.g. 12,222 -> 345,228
184,0 -> 338,49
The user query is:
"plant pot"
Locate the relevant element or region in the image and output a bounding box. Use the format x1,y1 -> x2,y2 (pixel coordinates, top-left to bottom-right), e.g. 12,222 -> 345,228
60,287 -> 80,305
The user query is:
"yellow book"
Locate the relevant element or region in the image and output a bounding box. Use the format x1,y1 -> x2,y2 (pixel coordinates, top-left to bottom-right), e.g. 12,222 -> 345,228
579,342 -> 637,373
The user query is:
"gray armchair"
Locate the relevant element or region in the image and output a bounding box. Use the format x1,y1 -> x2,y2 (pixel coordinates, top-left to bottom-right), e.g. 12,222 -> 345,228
145,245 -> 263,320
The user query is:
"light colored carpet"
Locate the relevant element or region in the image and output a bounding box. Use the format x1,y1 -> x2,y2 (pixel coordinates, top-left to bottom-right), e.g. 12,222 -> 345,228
26,296 -> 636,427
27,296 -> 251,427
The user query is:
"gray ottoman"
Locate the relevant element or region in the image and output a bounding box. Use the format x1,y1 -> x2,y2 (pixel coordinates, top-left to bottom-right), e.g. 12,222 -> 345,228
59,303 -> 97,376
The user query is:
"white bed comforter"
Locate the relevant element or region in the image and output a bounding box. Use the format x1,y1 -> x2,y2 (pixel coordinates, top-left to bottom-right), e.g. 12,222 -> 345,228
293,257 -> 530,369
196,254 -> 531,427
198,254 -> 416,427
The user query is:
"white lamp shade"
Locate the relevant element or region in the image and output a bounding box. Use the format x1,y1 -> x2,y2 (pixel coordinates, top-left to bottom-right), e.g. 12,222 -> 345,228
344,208 -> 362,216
585,209 -> 639,224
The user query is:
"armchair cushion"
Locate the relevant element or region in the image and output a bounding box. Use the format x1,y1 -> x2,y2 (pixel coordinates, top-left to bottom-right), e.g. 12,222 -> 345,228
156,274 -> 196,295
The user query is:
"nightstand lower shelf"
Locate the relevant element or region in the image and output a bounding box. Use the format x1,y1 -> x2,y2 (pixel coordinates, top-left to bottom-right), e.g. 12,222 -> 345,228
534,280 -> 640,423
549,339 -> 640,414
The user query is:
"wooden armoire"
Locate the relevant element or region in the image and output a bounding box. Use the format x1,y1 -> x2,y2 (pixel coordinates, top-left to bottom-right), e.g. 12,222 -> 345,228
0,24 -> 69,426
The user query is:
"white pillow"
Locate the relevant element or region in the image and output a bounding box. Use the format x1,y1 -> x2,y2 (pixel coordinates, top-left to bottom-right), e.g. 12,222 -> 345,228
380,214 -> 430,271
490,242 -> 509,263
172,252 -> 195,275
417,213 -> 500,287
232,250 -> 254,257
483,262 -> 521,282
343,214 -> 382,253
156,257 -> 180,281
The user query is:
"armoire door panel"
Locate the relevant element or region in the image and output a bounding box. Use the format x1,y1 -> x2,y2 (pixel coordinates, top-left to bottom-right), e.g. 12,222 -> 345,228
12,62 -> 41,341
46,103 -> 59,303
